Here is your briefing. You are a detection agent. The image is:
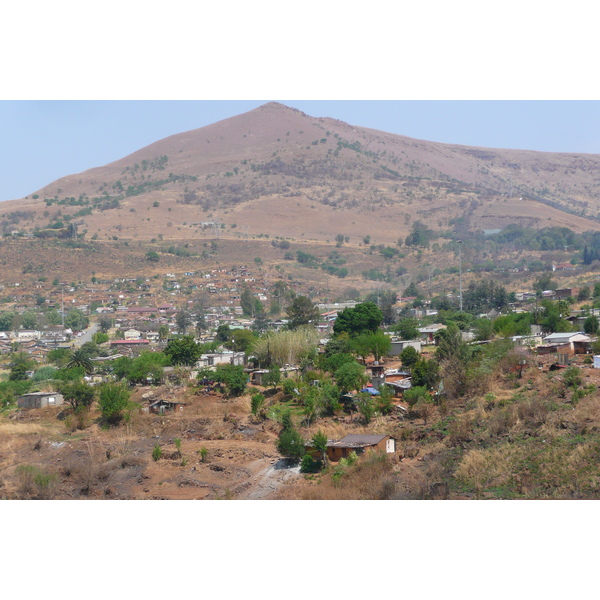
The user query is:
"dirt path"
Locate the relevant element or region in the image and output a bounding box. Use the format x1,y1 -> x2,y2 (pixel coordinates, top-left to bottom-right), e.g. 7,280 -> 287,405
236,459 -> 301,500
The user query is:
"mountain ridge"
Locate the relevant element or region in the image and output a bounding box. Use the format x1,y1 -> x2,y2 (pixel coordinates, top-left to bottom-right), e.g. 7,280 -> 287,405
2,101 -> 600,246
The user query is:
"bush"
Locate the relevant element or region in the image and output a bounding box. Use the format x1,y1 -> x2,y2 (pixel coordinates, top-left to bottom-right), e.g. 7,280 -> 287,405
300,454 -> 322,473
97,382 -> 131,425
403,385 -> 430,407
152,444 -> 162,461
251,393 -> 266,419
282,378 -> 298,397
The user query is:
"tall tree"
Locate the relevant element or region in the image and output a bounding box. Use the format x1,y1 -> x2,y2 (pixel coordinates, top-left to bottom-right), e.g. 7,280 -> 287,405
66,349 -> 94,375
286,296 -> 321,329
333,302 -> 383,337
164,335 -> 202,366
175,309 -> 192,335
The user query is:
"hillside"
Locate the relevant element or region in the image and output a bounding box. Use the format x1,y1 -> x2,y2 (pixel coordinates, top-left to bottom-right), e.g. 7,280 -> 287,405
3,101 -> 600,248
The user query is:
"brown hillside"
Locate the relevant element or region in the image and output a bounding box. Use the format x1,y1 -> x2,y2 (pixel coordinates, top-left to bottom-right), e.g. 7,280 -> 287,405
2,101 -> 600,249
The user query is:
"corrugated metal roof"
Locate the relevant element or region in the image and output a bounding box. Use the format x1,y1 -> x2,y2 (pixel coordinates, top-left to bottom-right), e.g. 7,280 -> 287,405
334,434 -> 388,447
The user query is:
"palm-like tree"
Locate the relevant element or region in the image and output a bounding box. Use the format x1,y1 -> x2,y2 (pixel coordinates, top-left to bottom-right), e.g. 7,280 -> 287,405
66,349 -> 94,374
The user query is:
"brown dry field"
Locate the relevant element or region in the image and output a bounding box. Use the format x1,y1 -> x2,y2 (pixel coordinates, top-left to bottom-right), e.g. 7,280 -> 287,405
0,373 -> 408,501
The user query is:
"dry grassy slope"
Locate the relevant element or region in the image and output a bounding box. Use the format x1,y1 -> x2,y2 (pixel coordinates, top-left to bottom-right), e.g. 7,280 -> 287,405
2,102 -> 600,248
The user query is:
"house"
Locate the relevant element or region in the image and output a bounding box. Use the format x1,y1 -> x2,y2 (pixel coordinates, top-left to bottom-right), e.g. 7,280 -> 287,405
123,328 -> 142,340
15,330 -> 41,342
196,350 -> 245,367
305,434 -> 396,462
147,398 -> 186,414
555,288 -> 579,299
387,339 -> 422,356
418,324 -> 447,344
18,392 -> 64,409
539,332 -> 591,355
552,263 -> 577,272
110,339 -> 151,349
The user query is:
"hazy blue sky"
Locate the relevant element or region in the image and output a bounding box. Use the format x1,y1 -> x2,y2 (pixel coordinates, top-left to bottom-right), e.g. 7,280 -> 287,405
2,100 -> 600,203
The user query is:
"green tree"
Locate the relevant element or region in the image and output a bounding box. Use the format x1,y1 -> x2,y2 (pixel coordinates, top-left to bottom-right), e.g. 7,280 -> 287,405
9,363 -> 29,381
215,324 -> 232,344
228,328 -> 256,353
584,315 -> 599,335
352,330 -> 391,362
276,411 -> 306,460
403,385 -> 430,407
93,331 -> 109,345
214,364 -> 247,396
146,250 -> 160,262
59,380 -> 95,411
311,430 -> 328,466
65,309 -> 89,331
399,345 -> 419,369
97,382 -> 131,425
164,335 -> 202,366
335,361 -> 369,394
333,302 -> 383,337
262,365 -> 281,389
240,286 -> 255,316
251,312 -> 270,334
175,309 -> 193,335
393,318 -> 420,340
411,357 -> 440,389
357,393 -> 375,423
285,296 -> 321,329
250,392 -> 266,420
66,349 -> 94,375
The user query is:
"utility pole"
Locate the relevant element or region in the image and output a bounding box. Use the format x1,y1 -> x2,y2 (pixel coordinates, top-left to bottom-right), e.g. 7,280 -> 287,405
61,282 -> 65,327
458,240 -> 463,312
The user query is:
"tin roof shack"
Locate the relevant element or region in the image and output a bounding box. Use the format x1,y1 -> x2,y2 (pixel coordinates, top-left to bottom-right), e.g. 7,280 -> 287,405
555,287 -> 579,299
306,434 -> 396,463
418,324 -> 447,344
18,392 -> 64,409
541,332 -> 591,355
148,399 -> 186,414
388,339 -> 422,356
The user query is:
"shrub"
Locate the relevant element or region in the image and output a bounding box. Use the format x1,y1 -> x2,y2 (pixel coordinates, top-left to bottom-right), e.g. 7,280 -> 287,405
300,454 -> 322,473
152,444 -> 163,461
403,385 -> 429,407
282,378 -> 298,397
251,393 -> 266,419
97,382 -> 131,425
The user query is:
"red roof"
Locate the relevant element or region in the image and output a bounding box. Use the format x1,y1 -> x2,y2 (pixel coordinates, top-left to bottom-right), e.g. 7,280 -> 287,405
110,339 -> 150,345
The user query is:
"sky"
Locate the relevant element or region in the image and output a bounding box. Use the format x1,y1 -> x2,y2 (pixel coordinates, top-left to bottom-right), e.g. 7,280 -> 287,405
3,100 -> 600,203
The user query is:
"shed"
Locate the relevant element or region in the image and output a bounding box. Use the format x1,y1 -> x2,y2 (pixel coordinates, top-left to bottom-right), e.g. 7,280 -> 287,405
18,392 -> 64,409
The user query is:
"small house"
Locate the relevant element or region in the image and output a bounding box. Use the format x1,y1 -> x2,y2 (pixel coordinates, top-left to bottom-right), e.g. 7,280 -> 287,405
148,398 -> 186,414
305,434 -> 396,462
418,324 -> 447,344
18,392 -> 64,409
542,332 -> 591,354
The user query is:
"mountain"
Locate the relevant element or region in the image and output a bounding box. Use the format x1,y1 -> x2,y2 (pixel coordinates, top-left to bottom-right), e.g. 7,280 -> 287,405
3,101 -> 600,247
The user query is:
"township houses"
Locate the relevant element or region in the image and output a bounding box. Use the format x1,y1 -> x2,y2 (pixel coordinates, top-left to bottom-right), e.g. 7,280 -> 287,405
305,434 -> 396,462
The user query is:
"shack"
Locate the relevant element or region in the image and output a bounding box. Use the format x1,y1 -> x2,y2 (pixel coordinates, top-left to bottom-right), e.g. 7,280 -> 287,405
148,399 -> 186,414
305,434 -> 396,462
18,392 -> 64,409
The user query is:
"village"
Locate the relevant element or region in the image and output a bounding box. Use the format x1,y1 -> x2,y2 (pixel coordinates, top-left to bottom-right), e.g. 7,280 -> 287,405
3,247 -> 600,501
